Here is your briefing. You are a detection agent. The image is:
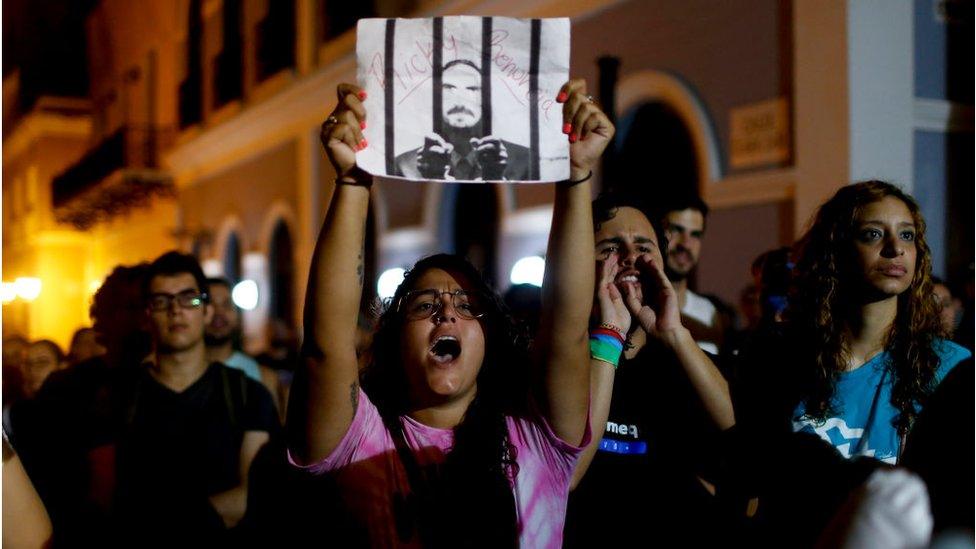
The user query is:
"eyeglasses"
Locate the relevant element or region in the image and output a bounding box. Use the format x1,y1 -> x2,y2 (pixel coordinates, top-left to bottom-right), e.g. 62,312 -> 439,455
397,289 -> 488,321
148,290 -> 208,312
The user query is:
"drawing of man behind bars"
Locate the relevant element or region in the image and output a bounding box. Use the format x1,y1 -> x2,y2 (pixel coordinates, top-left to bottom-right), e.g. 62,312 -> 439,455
394,59 -> 530,181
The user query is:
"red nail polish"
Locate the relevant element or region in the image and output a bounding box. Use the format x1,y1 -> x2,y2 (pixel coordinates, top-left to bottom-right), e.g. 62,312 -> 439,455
360,138 -> 368,149
556,91 -> 568,103
358,90 -> 367,100
360,121 -> 367,130
562,123 -> 572,134
569,133 -> 578,143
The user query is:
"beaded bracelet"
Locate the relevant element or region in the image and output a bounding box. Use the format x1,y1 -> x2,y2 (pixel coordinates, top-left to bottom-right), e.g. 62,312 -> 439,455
597,322 -> 625,336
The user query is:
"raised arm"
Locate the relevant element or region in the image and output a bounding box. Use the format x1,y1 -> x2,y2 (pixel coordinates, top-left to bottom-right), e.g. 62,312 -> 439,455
571,254 -> 631,488
287,84 -> 370,465
536,79 -> 614,445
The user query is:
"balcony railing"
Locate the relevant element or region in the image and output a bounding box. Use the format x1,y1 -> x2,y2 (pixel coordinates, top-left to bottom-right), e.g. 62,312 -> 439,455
51,125 -> 176,229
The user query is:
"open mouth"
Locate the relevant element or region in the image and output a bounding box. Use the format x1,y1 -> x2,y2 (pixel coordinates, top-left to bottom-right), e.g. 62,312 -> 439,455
615,270 -> 640,285
430,336 -> 462,364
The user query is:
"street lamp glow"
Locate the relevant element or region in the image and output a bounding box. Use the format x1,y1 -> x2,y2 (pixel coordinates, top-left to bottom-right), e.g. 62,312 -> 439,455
377,268 -> 406,300
231,279 -> 259,311
14,277 -> 42,301
1,282 -> 17,304
89,279 -> 103,295
509,256 -> 545,287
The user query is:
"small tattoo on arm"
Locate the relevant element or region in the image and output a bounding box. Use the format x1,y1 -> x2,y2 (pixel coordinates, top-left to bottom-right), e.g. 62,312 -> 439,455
350,381 -> 360,413
356,247 -> 364,287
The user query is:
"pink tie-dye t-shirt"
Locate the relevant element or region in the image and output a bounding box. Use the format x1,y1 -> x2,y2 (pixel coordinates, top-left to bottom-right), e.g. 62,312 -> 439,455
290,388 -> 589,548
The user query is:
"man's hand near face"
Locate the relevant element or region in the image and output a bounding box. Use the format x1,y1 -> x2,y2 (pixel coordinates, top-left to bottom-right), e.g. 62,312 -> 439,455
470,136 -> 508,181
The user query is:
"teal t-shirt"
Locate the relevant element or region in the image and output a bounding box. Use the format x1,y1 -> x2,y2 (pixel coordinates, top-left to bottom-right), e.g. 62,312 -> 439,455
792,339 -> 970,464
222,351 -> 262,383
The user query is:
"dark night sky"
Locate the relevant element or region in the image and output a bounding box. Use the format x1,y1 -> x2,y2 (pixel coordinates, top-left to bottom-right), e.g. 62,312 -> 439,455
3,0 -> 96,108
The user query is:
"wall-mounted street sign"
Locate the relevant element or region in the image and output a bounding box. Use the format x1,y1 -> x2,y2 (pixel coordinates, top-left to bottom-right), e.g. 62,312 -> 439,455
729,97 -> 790,170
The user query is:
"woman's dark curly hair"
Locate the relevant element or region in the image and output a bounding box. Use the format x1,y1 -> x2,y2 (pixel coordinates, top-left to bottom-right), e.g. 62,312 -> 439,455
789,180 -> 944,434
360,253 -> 528,547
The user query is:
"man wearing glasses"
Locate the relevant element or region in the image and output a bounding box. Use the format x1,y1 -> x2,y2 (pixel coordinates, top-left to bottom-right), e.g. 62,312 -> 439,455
111,251 -> 278,545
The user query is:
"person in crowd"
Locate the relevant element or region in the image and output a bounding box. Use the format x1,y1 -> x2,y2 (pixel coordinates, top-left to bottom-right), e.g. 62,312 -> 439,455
502,282 -> 542,342
815,468 -> 934,549
256,317 -> 300,414
954,263 -> 974,351
3,335 -> 29,407
7,264 -> 152,543
286,79 -> 607,547
733,180 -> 971,546
753,246 -> 793,327
738,284 -> 762,332
394,59 -> 529,181
657,194 -> 733,355
206,277 -> 282,412
4,335 -> 29,373
67,327 -> 105,366
564,192 -> 737,547
901,357 -> 973,539
930,277 -> 961,338
2,336 -> 28,427
23,340 -> 66,398
105,252 -> 278,544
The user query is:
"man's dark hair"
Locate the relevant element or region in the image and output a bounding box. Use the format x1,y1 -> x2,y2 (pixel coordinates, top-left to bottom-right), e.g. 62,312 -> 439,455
142,251 -> 210,303
591,192 -> 669,261
207,277 -> 232,292
443,59 -> 481,73
30,339 -> 65,363
660,193 -> 709,222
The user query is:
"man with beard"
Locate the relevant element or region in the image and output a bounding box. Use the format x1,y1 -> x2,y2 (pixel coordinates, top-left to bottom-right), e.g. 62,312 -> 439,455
659,195 -> 731,355
205,277 -> 281,412
394,59 -> 530,181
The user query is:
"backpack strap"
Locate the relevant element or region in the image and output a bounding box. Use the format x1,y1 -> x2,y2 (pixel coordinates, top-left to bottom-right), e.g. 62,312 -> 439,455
218,364 -> 251,433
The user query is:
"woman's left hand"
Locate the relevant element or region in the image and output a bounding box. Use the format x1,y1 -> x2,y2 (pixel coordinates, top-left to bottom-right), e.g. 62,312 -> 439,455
557,79 -> 615,180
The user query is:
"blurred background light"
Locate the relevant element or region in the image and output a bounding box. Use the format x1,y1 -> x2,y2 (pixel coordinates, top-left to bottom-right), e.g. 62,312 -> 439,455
14,277 -> 42,301
377,268 -> 406,300
232,279 -> 259,311
1,282 -> 18,304
509,256 -> 545,287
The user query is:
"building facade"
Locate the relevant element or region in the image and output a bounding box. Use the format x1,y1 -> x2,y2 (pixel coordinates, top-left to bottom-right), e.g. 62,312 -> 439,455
4,0 -> 971,351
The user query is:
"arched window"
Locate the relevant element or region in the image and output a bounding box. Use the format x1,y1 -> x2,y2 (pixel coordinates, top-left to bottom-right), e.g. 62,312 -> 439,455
614,101 -> 698,205
268,220 -> 295,327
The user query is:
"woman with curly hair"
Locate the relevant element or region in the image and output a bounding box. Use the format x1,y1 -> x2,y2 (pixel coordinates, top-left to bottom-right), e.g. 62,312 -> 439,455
734,180 -> 970,545
286,79 -> 613,548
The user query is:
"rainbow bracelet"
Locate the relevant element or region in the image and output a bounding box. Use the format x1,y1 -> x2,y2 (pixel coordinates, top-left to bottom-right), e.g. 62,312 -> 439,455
589,328 -> 625,368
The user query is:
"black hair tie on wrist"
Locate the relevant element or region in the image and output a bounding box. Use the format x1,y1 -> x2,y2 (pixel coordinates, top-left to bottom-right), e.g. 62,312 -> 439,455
564,170 -> 593,186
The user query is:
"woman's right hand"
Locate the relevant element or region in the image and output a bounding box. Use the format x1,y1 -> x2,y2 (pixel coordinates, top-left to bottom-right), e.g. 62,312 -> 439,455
320,83 -> 368,180
595,254 -> 631,338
